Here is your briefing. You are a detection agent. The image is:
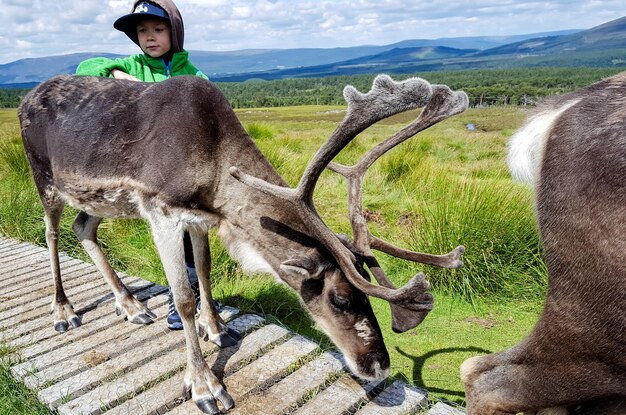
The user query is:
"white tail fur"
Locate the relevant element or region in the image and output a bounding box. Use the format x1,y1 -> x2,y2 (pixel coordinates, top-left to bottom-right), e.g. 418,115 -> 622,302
507,99 -> 580,184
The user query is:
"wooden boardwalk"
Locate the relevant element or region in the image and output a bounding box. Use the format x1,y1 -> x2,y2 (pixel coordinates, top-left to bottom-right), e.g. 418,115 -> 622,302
0,236 -> 465,415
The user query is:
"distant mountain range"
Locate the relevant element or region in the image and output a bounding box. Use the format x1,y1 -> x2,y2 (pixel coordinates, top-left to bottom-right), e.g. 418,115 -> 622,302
1,16 -> 625,87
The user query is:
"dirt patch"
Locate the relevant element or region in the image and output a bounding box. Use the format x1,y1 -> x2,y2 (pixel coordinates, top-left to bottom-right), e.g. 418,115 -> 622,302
82,350 -> 110,367
464,315 -> 497,329
397,212 -> 419,227
364,208 -> 385,225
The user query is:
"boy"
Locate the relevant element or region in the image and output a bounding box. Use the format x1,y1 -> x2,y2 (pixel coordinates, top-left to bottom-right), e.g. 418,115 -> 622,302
77,0 -> 207,82
76,0 -> 210,330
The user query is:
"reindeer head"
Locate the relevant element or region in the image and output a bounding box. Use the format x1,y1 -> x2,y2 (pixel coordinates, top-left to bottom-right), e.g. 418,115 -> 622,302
230,75 -> 468,379
277,246 -> 389,379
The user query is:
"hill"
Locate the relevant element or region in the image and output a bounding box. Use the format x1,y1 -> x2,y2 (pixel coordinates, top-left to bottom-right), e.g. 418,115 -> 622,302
210,46 -> 479,81
188,31 -> 578,76
0,30 -> 581,86
0,53 -> 121,86
475,16 -> 626,56
211,16 -> 626,81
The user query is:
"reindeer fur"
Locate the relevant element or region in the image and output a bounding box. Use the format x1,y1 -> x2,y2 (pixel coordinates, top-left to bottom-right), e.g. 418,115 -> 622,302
462,72 -> 626,414
20,74 -> 468,413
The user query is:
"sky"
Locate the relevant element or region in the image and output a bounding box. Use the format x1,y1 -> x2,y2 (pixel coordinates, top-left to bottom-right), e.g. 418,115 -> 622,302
0,0 -> 624,64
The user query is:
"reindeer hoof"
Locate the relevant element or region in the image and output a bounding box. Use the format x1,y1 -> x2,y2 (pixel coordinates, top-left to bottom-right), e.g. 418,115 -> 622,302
115,298 -> 156,324
194,388 -> 235,413
216,388 -> 235,410
129,313 -> 155,325
226,327 -> 241,342
199,325 -> 241,347
195,397 -> 220,414
69,315 -> 82,329
54,321 -> 69,333
210,329 -> 240,348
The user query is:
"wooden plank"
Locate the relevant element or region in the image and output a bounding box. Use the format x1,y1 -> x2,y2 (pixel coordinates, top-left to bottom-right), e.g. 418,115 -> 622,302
24,304 -> 242,391
11,282 -> 160,378
0,237 -> 459,415
7,286 -> 166,351
223,335 -> 318,397
427,402 -> 466,415
0,242 -> 41,257
355,380 -> 428,415
105,323 -> 289,415
0,244 -> 43,262
0,262 -> 93,301
164,335 -> 319,414
0,238 -> 33,246
0,275 -> 141,327
54,314 -> 265,414
293,375 -> 382,415
229,352 -> 344,415
0,267 -> 102,311
0,257 -> 84,292
23,299 -> 171,389
1,280 -> 161,346
0,238 -> 19,248
0,243 -> 45,258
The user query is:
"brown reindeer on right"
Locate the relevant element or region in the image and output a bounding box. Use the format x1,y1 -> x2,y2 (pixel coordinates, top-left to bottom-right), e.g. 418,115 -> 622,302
461,71 -> 626,414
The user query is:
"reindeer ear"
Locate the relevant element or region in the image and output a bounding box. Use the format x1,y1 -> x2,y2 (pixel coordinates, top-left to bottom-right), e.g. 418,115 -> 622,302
280,256 -> 326,279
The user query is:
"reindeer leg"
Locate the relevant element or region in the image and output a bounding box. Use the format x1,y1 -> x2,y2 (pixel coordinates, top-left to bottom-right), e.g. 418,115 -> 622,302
149,218 -> 234,414
43,199 -> 81,333
188,230 -> 240,347
461,343 -> 618,415
461,350 -> 543,415
72,211 -> 156,324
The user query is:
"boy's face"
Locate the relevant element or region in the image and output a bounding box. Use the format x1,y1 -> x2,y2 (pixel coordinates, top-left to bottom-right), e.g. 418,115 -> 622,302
137,18 -> 171,58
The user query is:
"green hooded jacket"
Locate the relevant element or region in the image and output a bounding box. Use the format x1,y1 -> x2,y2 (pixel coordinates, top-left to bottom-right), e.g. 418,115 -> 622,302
75,51 -> 207,82
75,0 -> 207,82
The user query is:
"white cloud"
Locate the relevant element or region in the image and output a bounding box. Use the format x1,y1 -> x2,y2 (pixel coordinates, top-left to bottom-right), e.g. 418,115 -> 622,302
185,0 -> 229,5
15,40 -> 33,49
232,6 -> 252,18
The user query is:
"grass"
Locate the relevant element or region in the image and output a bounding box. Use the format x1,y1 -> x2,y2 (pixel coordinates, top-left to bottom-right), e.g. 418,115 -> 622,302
0,101 -> 542,409
0,345 -> 55,415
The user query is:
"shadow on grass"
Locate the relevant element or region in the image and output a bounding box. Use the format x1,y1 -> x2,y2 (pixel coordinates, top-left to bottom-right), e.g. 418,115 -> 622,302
395,345 -> 491,402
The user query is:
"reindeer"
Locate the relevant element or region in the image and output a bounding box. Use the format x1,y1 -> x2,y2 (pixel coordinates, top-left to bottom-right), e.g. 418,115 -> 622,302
461,71 -> 626,414
18,73 -> 467,414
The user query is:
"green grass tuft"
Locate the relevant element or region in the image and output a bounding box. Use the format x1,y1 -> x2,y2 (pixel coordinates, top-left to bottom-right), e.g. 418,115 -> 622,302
0,346 -> 54,415
245,122 -> 275,141
0,136 -> 30,179
407,178 -> 546,301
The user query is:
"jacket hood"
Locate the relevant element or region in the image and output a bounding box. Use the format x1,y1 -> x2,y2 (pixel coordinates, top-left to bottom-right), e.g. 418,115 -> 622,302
121,0 -> 184,53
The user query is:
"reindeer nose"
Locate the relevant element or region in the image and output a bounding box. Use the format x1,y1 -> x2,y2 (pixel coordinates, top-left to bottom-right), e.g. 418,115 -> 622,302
359,350 -> 391,380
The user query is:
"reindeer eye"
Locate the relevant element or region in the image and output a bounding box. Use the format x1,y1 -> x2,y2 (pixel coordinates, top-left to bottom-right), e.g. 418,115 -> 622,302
330,293 -> 351,311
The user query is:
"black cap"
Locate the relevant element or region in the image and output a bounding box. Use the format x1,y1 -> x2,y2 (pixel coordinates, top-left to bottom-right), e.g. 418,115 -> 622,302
113,2 -> 170,45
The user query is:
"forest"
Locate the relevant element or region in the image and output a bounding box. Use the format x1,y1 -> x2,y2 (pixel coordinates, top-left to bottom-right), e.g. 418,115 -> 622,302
0,67 -> 623,108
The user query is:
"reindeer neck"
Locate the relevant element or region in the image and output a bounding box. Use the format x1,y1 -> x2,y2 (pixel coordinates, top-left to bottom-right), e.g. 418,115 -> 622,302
206,118 -> 316,277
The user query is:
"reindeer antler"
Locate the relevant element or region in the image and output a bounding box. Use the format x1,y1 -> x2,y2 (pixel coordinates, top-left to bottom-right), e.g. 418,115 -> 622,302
327,81 -> 468,331
230,75 -> 469,331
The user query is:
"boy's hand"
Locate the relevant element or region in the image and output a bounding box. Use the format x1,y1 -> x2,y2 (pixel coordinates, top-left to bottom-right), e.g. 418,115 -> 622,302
111,69 -> 141,82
